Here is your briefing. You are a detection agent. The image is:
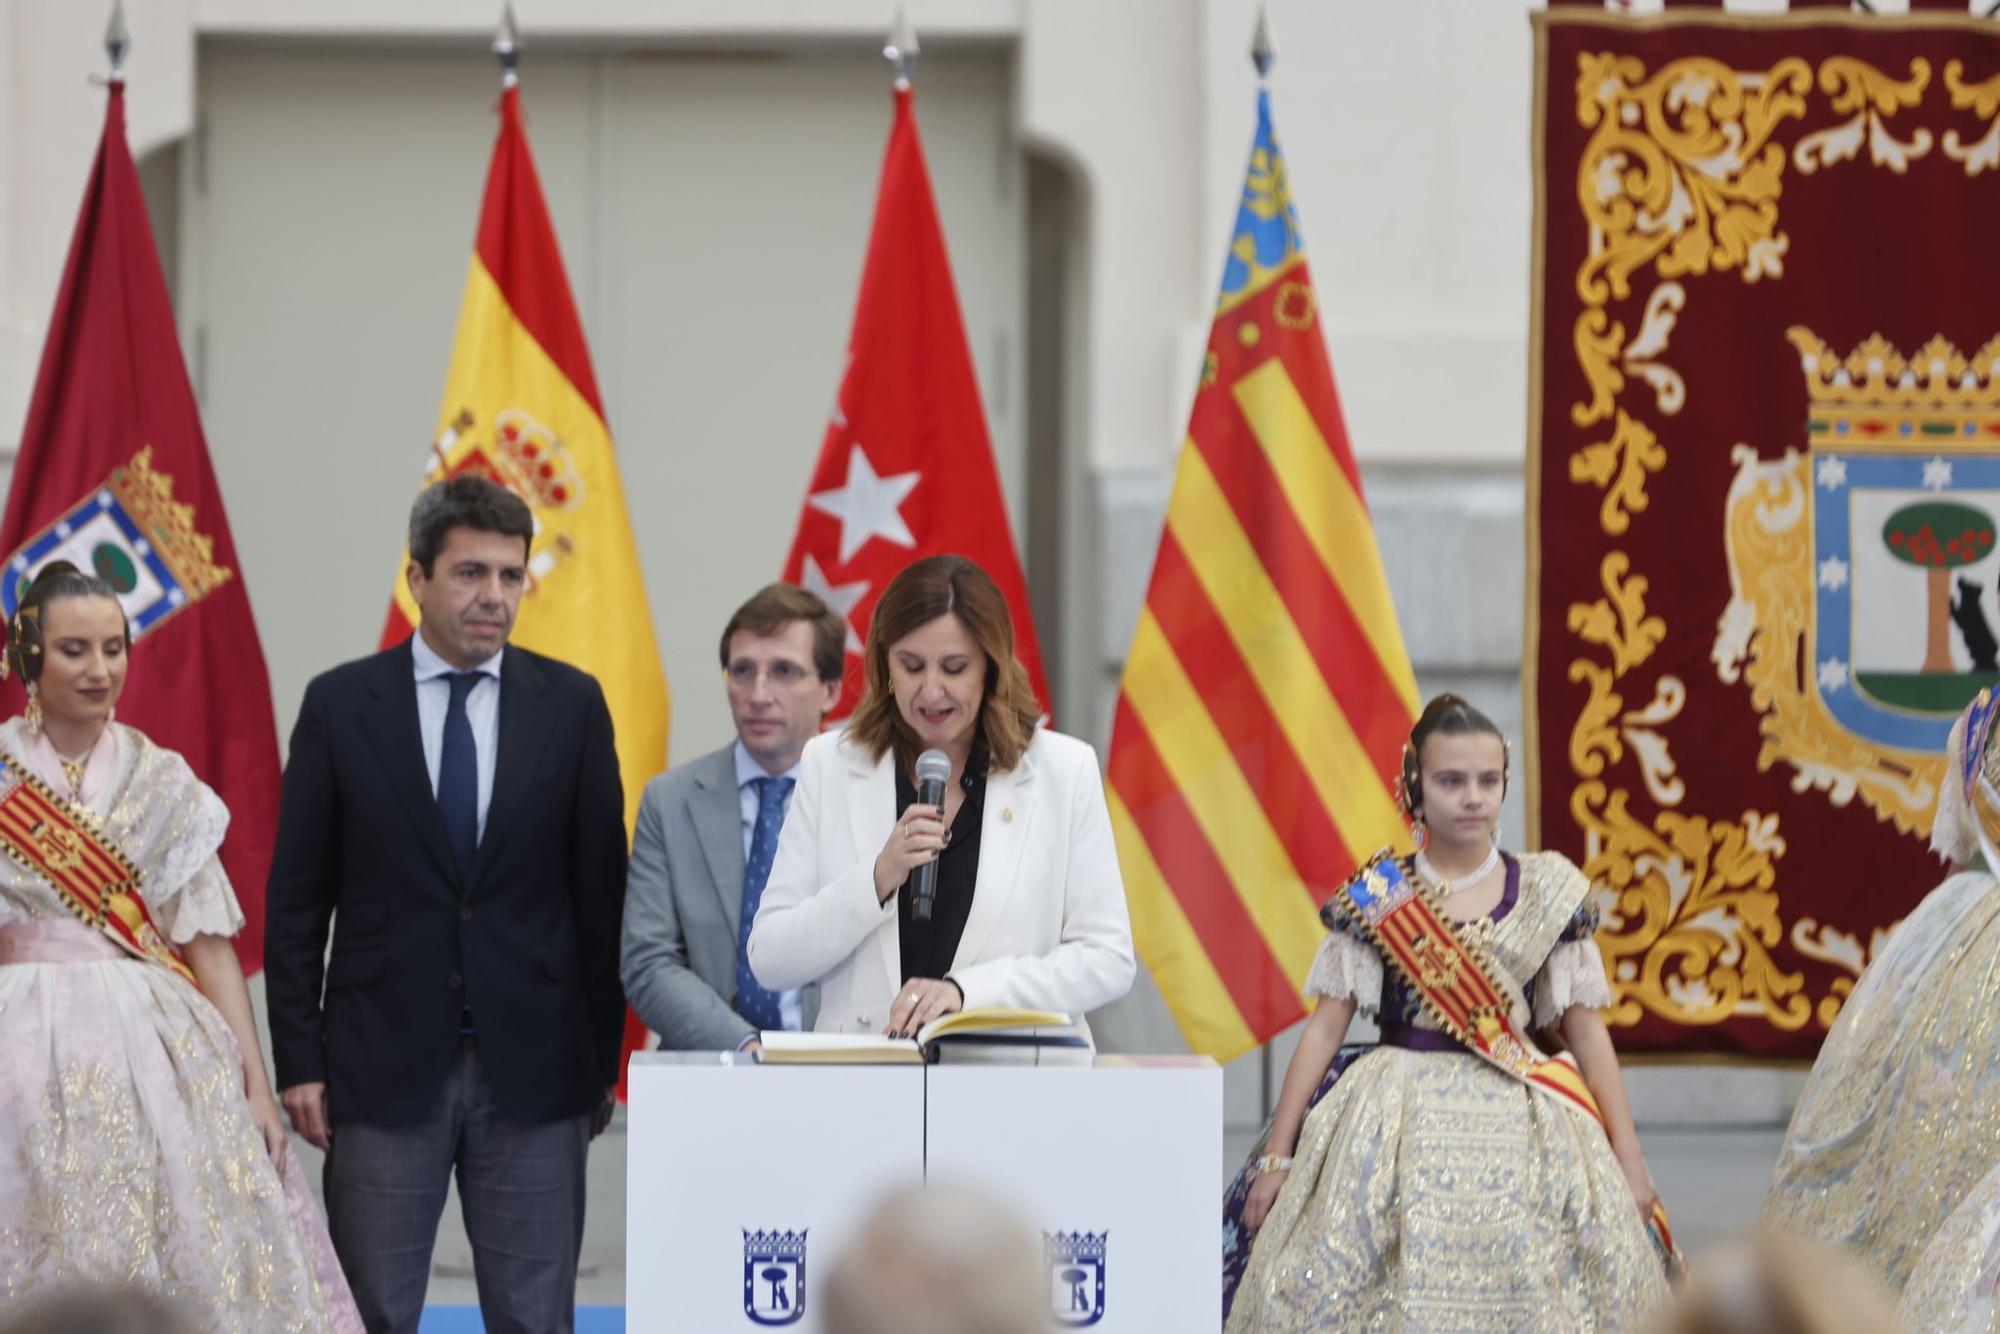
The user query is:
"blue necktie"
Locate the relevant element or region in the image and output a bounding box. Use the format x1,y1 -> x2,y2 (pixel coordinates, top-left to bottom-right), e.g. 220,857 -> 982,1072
439,671 -> 481,883
736,775 -> 794,1031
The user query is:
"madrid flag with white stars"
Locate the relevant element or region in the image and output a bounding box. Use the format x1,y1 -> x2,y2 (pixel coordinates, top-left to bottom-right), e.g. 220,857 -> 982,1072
781,84 -> 1049,719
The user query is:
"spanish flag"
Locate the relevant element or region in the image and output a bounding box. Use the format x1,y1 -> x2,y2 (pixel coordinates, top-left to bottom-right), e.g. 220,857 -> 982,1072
380,83 -> 668,839
1106,87 -> 1417,1060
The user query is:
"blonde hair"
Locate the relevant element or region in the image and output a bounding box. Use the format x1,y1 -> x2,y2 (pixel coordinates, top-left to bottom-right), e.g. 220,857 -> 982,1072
847,556 -> 1041,773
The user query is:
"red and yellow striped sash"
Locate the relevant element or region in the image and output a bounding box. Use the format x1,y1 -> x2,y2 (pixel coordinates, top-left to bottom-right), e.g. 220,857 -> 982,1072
0,754 -> 192,982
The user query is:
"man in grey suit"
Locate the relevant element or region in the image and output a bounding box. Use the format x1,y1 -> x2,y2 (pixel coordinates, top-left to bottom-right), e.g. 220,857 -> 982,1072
622,583 -> 845,1050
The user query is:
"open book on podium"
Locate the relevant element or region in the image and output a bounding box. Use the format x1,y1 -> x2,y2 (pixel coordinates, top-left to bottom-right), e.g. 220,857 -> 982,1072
756,1007 -> 1091,1066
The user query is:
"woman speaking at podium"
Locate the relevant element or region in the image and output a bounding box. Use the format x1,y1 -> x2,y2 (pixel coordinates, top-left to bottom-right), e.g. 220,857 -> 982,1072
747,555 -> 1134,1042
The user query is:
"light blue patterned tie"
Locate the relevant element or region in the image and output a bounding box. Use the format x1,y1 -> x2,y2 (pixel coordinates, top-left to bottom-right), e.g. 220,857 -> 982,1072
736,775 -> 795,1031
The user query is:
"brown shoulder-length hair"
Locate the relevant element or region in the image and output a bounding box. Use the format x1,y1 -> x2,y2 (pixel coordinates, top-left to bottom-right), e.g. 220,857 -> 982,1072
848,555 -> 1042,773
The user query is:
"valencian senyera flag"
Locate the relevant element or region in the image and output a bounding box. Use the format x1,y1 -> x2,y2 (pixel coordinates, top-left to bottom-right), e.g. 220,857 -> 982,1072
1106,84 -> 1419,1061
1530,8 -> 2000,1059
0,78 -> 283,974
380,81 -> 667,1085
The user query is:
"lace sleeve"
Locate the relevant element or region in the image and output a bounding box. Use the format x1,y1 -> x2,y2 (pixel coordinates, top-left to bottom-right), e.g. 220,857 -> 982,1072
151,773 -> 243,944
1532,905 -> 1613,1027
154,854 -> 246,945
1303,930 -> 1383,1016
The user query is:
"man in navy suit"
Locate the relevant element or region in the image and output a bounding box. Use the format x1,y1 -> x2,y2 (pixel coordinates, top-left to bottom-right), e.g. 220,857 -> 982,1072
265,475 -> 627,1334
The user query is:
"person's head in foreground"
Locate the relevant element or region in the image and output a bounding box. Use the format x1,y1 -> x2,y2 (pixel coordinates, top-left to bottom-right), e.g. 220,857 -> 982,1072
1645,1230 -> 1897,1334
0,1284 -> 193,1334
822,1182 -> 1045,1334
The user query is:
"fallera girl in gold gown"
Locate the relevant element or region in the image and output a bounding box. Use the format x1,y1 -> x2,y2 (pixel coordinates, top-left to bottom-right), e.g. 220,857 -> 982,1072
1227,695 -> 1672,1332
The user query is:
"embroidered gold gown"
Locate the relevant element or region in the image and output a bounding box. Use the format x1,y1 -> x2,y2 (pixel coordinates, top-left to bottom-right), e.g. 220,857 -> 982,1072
1899,1160 -> 2000,1333
1762,869 -> 2000,1299
1764,700 -> 2000,1313
1226,851 -> 1670,1332
0,719 -> 360,1332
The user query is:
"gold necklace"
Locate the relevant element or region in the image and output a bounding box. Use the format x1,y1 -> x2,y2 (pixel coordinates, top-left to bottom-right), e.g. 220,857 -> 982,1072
48,737 -> 97,797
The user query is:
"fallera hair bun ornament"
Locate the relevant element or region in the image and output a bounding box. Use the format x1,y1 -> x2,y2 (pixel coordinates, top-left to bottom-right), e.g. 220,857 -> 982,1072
1396,740 -> 1422,820
4,603 -> 44,685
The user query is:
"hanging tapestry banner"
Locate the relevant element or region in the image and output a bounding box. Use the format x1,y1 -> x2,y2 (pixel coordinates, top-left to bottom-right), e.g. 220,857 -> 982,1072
1529,9 -> 2000,1058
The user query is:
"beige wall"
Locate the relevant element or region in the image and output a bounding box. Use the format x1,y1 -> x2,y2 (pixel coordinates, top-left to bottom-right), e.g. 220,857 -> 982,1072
187,42 -> 1024,759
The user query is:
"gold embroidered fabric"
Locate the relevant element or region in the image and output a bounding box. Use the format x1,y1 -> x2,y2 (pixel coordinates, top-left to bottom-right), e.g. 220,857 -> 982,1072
1899,1162 -> 2000,1333
1228,853 -> 1668,1331
1765,867 -> 2000,1294
0,719 -> 358,1331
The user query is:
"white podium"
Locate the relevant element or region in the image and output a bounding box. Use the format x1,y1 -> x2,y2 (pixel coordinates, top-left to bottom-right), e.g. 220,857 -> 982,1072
626,1052 -> 1220,1332
626,1058 -> 925,1329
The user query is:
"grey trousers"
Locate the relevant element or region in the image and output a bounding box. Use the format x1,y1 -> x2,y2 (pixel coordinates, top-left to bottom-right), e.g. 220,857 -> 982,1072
324,1039 -> 590,1334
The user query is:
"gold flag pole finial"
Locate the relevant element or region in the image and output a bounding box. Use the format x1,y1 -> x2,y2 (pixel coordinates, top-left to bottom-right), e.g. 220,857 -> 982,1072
104,0 -> 130,84
494,3 -> 520,89
885,3 -> 920,91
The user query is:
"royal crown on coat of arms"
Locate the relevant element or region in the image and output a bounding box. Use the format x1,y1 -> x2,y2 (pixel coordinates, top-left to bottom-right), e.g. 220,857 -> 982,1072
1717,327 -> 2000,840
420,407 -> 582,596
429,406 -> 584,513
3,445 -> 233,641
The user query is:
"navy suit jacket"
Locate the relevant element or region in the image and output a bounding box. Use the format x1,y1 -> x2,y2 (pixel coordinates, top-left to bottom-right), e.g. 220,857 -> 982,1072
264,638 -> 627,1126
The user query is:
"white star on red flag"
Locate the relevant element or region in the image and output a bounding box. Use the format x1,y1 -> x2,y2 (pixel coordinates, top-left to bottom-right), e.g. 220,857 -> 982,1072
798,553 -> 869,656
808,444 -> 920,564
778,87 -> 1051,723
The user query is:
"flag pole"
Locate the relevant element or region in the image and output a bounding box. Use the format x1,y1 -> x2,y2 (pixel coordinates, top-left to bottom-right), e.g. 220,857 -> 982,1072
494,2 -> 520,89
1251,0 -> 1279,1119
104,0 -> 130,85
884,3 -> 920,90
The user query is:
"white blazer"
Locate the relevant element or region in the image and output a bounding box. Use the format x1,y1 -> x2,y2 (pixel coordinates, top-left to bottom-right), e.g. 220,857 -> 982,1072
746,727 -> 1136,1039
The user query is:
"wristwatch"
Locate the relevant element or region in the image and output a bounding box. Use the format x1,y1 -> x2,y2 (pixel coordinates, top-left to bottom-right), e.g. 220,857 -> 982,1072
1254,1154 -> 1294,1174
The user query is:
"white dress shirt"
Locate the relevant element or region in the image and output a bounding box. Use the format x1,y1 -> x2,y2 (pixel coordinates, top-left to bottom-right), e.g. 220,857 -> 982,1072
412,632 -> 503,843
735,741 -> 804,1032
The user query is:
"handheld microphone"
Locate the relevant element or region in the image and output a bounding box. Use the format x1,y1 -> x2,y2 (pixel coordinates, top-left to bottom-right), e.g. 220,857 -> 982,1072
910,748 -> 951,923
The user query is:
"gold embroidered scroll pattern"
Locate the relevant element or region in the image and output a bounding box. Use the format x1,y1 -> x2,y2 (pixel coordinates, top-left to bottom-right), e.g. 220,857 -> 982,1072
1558,52 -> 1945,1035
1586,795 -> 1808,1031
1568,553 -> 1665,679
1794,58 -> 1934,175
1571,413 -> 1666,539
1943,61 -> 2000,177
1574,53 -> 1810,308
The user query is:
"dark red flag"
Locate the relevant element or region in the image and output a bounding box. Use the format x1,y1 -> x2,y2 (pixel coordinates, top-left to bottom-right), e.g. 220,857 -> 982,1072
782,86 -> 1050,716
0,83 -> 281,971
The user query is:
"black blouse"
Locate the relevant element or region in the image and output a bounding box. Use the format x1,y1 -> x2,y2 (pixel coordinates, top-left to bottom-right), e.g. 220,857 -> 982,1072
895,748 -> 987,984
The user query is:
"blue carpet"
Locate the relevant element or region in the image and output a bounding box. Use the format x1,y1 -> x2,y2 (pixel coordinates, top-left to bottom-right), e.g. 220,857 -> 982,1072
420,1309 -> 623,1333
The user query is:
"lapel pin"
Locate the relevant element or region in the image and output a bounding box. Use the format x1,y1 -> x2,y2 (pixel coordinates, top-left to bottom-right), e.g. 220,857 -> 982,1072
1002,807 -> 1013,823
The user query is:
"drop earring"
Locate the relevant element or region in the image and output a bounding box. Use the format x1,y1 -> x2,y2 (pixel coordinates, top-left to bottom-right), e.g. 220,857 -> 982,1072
24,685 -> 41,734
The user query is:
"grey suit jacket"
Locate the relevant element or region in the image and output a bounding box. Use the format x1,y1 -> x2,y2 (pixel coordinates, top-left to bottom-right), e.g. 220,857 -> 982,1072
620,744 -> 818,1050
